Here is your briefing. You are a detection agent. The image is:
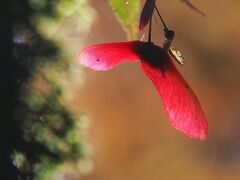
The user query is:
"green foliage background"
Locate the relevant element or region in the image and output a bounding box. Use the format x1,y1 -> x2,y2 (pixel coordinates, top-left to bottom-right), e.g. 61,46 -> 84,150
12,0 -> 96,179
109,0 -> 140,39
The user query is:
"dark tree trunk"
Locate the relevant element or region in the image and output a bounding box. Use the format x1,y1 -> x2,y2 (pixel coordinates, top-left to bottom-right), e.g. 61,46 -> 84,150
0,1 -> 19,179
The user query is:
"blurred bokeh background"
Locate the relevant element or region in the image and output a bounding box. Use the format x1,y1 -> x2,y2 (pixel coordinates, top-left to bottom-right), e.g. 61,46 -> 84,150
7,0 -> 240,179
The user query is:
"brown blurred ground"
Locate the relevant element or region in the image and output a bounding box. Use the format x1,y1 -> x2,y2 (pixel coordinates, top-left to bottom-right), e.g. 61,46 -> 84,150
72,0 -> 240,179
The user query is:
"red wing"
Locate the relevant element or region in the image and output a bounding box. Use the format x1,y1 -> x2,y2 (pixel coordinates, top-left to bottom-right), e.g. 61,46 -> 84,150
78,41 -> 141,71
139,0 -> 156,30
141,55 -> 208,140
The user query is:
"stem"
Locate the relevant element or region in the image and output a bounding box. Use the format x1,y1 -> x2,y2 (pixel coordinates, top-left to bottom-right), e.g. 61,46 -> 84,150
148,16 -> 152,43
154,5 -> 168,30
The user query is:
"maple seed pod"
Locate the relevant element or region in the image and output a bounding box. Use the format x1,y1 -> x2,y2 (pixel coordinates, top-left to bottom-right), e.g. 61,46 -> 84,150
78,41 -> 208,140
139,0 -> 156,30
